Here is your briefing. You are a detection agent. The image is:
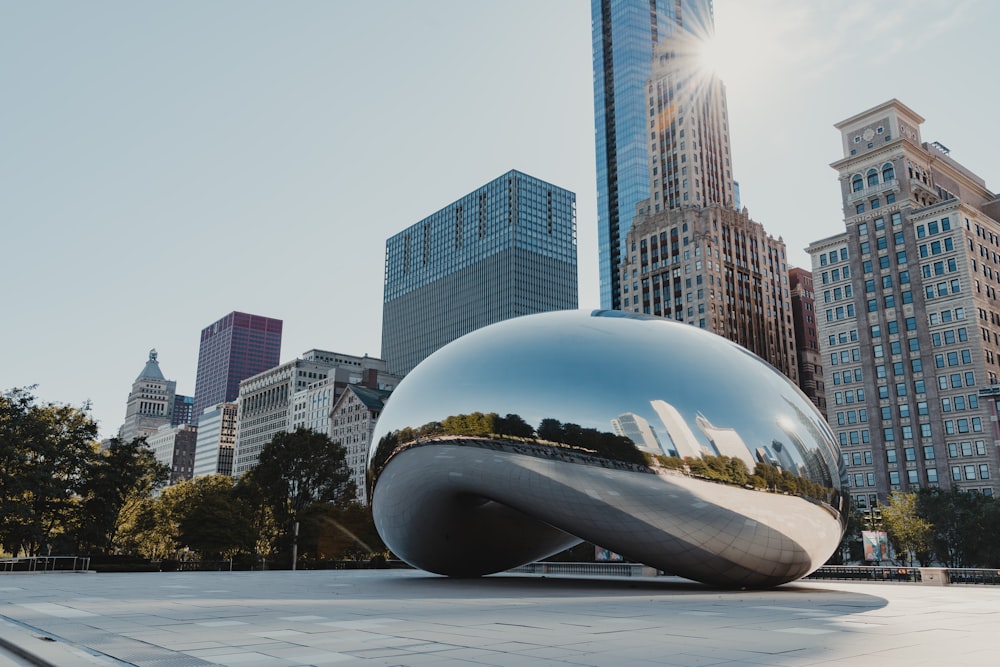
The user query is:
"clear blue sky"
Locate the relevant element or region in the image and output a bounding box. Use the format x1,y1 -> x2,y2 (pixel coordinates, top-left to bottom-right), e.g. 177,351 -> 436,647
2,0 -> 997,438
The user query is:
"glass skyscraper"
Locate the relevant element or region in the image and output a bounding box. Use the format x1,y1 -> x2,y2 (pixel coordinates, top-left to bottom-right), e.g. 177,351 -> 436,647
592,0 -> 715,309
192,311 -> 283,422
381,170 -> 578,376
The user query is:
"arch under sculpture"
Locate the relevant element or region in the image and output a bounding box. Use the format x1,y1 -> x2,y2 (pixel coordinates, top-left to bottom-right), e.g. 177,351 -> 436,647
368,310 -> 846,588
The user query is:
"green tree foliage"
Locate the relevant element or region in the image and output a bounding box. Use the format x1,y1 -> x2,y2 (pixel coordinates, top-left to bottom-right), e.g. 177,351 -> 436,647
534,419 -> 647,466
120,476 -> 254,560
76,437 -> 170,554
880,492 -> 933,566
0,387 -> 98,556
917,487 -> 997,567
175,475 -> 254,559
237,428 -> 355,564
687,455 -> 750,485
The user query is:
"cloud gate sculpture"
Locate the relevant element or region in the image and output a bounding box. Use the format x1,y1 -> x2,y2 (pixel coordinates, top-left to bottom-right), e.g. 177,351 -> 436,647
368,310 -> 846,588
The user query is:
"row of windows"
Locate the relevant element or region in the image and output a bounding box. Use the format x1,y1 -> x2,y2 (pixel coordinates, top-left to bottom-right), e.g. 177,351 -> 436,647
861,250 -> 907,273
850,163 -> 896,192
915,217 -> 952,238
866,291 -> 914,311
873,379 -> 929,400
847,463 -> 993,488
819,266 -> 851,284
918,237 -> 956,257
857,212 -> 903,238
832,368 -> 863,385
826,304 -> 856,320
819,248 -> 850,266
865,269 -> 912,292
835,409 -> 868,425
823,285 -> 854,303
855,192 -> 896,214
828,330 -> 859,346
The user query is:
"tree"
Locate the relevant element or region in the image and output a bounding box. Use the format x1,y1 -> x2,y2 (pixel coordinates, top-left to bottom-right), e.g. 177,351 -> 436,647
236,428 -> 355,564
917,487 -> 994,567
0,387 -> 98,556
76,437 -> 170,554
175,475 -> 254,559
119,476 -> 254,561
880,492 -> 933,566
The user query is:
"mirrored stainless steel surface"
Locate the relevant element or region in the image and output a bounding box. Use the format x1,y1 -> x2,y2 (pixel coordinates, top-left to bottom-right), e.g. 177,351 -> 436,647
369,310 -> 846,587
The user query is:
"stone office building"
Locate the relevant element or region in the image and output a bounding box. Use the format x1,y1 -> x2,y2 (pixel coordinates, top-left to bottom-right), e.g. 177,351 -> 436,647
808,99 -> 1000,507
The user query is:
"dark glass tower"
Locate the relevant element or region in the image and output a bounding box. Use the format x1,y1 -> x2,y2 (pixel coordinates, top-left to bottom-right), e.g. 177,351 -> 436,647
592,0 -> 715,309
381,170 -> 578,376
192,311 -> 283,421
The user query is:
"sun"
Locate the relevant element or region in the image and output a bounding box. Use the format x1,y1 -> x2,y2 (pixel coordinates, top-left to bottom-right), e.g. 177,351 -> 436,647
696,33 -> 727,78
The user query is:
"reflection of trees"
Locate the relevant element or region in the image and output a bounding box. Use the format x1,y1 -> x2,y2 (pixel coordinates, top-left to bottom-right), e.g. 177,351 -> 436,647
653,454 -> 836,503
370,412 -> 649,481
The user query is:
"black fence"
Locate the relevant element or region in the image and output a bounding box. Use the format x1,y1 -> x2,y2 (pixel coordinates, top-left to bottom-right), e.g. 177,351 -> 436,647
806,566 -> 922,583
946,568 -> 1000,585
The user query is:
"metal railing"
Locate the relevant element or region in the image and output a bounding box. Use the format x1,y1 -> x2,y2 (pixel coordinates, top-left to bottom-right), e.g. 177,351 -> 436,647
946,569 -> 1000,585
806,565 -> 922,583
0,556 -> 91,573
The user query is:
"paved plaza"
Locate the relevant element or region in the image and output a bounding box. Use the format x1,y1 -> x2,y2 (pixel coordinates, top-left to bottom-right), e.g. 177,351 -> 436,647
1,569 -> 999,666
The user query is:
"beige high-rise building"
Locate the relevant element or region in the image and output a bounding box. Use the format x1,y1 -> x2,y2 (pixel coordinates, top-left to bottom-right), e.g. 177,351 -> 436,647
808,99 -> 1000,506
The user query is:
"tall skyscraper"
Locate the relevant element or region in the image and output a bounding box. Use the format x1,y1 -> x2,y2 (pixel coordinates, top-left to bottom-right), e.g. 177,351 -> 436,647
609,0 -> 795,380
592,0 -> 716,309
381,170 -> 578,376
808,99 -> 1000,506
192,311 -> 282,421
119,349 -> 176,442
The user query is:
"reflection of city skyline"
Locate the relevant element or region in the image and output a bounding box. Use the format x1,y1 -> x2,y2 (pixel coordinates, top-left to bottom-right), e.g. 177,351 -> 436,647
695,413 -> 755,472
618,398 -> 831,483
611,412 -> 665,456
650,399 -> 708,460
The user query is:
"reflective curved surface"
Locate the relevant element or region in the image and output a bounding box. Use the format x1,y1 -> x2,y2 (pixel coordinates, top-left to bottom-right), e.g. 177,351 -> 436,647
368,310 -> 847,588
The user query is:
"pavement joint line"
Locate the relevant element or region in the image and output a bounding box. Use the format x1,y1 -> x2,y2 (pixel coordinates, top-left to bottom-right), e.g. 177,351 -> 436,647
0,614 -> 117,667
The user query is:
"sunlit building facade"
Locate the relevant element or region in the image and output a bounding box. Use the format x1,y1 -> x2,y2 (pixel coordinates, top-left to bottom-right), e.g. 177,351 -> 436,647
381,170 -> 577,376
592,0 -> 717,309
808,99 -> 1000,505
618,206 -> 798,382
